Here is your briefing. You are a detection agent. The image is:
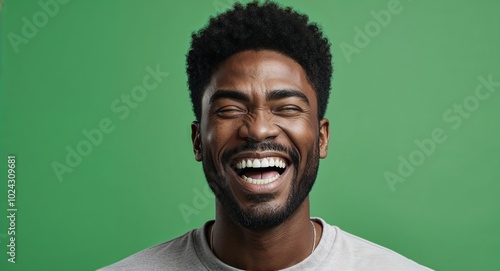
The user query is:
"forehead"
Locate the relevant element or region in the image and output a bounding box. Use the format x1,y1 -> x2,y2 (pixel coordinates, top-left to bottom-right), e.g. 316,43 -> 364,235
202,50 -> 317,106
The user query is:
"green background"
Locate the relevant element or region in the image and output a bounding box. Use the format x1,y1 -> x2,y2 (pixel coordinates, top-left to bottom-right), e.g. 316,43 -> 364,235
1,0 -> 499,270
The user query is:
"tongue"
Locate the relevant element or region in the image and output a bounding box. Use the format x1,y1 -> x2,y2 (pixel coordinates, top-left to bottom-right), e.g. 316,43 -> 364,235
244,169 -> 279,180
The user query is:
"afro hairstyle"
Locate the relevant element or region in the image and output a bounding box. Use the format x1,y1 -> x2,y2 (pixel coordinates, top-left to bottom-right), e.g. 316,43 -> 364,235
186,1 -> 332,121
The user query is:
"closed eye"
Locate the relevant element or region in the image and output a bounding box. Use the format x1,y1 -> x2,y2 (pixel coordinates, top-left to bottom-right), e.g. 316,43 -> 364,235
279,106 -> 302,111
217,106 -> 247,117
275,106 -> 303,116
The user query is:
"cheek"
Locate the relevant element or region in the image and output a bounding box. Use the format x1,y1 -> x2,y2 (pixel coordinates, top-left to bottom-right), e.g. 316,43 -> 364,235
202,119 -> 240,156
283,117 -> 318,140
281,118 -> 319,158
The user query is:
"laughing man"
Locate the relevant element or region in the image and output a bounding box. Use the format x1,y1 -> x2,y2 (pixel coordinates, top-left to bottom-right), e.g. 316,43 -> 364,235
100,2 -> 433,270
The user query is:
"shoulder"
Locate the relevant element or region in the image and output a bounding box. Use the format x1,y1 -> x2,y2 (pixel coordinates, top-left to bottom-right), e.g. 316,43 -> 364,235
331,225 -> 433,271
98,229 -> 204,271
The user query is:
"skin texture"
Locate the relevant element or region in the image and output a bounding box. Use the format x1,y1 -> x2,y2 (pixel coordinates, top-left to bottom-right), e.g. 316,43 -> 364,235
191,50 -> 330,270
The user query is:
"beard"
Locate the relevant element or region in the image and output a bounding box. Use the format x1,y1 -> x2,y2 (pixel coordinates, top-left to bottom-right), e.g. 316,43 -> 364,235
202,140 -> 320,231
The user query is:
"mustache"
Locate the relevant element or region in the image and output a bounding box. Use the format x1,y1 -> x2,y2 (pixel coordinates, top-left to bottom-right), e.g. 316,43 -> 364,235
221,141 -> 300,167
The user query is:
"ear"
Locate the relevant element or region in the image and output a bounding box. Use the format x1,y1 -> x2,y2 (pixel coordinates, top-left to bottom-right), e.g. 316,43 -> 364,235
191,121 -> 203,161
319,118 -> 330,159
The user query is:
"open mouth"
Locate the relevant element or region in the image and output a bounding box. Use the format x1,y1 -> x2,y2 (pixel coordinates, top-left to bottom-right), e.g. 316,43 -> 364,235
232,157 -> 287,185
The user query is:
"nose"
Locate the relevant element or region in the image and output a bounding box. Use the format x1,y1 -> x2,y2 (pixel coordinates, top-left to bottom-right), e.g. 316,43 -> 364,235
238,110 -> 280,142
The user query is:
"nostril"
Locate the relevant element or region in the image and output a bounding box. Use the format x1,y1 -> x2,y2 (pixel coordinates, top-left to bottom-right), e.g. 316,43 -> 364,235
239,125 -> 280,142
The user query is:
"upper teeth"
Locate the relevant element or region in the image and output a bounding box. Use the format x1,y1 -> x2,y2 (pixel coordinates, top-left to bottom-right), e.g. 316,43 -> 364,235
235,158 -> 287,169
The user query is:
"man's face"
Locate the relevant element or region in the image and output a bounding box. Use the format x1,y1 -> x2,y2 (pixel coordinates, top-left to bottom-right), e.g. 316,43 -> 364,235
192,50 -> 329,230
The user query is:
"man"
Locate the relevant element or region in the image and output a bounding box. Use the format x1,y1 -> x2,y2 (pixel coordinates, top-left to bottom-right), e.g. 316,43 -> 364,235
100,2 -> 432,270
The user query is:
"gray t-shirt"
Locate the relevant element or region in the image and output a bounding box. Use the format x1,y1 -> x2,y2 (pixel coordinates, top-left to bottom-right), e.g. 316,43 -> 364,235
99,218 -> 433,270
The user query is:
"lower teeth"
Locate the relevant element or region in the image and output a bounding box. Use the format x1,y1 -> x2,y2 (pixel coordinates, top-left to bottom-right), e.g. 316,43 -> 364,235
242,174 -> 280,185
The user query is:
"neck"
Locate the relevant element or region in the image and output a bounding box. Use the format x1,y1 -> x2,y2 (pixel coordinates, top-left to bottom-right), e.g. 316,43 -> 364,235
209,198 -> 322,270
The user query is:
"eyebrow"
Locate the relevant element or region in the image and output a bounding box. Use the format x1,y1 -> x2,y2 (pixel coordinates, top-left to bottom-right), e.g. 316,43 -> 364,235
266,89 -> 310,105
209,90 -> 250,104
209,88 -> 310,105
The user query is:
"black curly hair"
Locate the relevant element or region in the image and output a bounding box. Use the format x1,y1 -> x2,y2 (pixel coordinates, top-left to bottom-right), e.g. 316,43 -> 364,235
186,1 -> 332,121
